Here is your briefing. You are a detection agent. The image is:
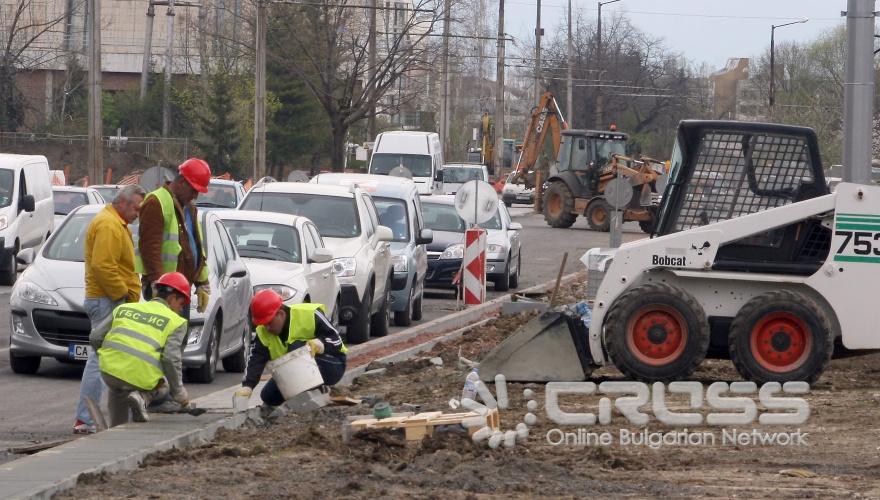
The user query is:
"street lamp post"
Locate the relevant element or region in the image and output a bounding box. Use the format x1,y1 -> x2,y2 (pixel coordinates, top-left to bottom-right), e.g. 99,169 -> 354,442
595,0 -> 620,129
769,18 -> 808,120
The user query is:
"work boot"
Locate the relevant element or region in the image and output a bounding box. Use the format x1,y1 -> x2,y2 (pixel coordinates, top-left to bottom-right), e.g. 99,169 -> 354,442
127,392 -> 150,422
72,419 -> 97,435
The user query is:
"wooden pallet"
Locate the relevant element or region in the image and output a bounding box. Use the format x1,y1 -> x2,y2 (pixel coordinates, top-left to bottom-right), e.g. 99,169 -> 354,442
349,408 -> 500,441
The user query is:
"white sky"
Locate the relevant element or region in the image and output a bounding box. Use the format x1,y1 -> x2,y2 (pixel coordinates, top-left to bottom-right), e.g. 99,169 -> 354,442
508,0 -> 847,71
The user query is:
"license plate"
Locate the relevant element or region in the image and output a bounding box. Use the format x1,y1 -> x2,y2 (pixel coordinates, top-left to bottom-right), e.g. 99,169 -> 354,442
69,344 -> 91,360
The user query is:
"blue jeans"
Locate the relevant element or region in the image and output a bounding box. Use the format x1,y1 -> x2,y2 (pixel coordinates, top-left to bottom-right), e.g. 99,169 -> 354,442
75,297 -> 124,426
260,353 -> 347,407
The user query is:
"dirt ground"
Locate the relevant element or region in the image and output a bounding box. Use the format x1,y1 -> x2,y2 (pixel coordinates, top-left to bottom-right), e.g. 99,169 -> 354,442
59,281 -> 880,499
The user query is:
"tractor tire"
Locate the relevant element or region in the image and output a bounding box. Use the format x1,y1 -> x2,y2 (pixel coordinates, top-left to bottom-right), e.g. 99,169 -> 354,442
728,290 -> 833,384
543,181 -> 578,228
586,199 -> 612,232
605,282 -> 710,382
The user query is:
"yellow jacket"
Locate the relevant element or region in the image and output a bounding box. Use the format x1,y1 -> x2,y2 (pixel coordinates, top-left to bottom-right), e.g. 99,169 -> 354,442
85,204 -> 141,302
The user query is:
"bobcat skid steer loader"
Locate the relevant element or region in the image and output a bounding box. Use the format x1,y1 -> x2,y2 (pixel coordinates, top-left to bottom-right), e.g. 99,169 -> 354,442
479,120 -> 873,385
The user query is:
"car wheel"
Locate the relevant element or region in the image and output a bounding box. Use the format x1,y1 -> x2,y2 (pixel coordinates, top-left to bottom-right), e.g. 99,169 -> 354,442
504,200 -> 512,207
0,242 -> 19,286
494,254 -> 511,291
371,279 -> 391,337
412,287 -> 424,321
187,321 -> 220,383
346,287 -> 372,344
9,351 -> 40,374
510,250 -> 521,288
221,322 -> 250,373
394,286 -> 414,327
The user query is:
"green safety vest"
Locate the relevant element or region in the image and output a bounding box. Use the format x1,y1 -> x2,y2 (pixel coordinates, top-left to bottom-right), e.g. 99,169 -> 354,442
134,187 -> 208,283
256,303 -> 347,360
98,300 -> 187,390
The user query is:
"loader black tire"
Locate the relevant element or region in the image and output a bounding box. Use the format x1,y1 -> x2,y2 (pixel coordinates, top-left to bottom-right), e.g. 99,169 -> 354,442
586,199 -> 612,232
605,282 -> 709,382
728,290 -> 833,384
543,181 -> 578,228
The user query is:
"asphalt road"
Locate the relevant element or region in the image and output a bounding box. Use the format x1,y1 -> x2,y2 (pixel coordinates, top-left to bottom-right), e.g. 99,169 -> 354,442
0,205 -> 646,451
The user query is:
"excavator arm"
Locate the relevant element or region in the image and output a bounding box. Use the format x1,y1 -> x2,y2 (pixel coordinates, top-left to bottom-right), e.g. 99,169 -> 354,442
512,91 -> 568,188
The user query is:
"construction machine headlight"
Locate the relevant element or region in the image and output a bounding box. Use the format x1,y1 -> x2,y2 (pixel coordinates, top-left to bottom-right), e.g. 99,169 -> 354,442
331,257 -> 357,278
440,244 -> 464,260
0,215 -> 7,231
15,282 -> 58,306
391,254 -> 408,272
486,244 -> 504,255
253,284 -> 297,301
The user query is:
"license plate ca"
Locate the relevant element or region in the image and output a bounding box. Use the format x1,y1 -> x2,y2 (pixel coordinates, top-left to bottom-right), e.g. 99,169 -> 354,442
69,344 -> 90,360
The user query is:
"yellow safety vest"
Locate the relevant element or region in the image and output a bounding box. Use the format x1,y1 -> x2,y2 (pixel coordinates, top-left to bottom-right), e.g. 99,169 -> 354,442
98,300 -> 187,390
134,187 -> 208,283
256,303 -> 347,360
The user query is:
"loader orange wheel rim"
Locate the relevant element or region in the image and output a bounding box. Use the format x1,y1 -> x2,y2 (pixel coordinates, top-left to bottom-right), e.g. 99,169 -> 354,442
590,205 -> 607,226
626,304 -> 688,366
547,192 -> 562,217
749,312 -> 811,373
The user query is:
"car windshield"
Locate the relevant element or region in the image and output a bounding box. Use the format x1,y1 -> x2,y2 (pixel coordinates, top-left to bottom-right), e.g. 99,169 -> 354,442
374,197 -> 409,242
240,192 -> 361,238
93,186 -> 119,202
0,169 -> 13,208
44,213 -> 95,261
53,191 -> 89,215
221,220 -> 301,263
370,153 -> 433,177
199,184 -> 238,208
444,168 -> 485,183
423,202 -> 503,232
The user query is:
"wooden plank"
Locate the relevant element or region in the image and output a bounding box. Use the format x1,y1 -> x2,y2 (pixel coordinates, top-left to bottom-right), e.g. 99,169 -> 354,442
10,438 -> 75,455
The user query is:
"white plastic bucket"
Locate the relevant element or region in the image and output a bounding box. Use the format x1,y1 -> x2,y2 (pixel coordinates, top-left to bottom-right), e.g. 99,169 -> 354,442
269,346 -> 324,400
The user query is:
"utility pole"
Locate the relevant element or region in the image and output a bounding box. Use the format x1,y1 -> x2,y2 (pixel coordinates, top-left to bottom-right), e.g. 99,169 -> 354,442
367,0 -> 377,141
87,0 -> 102,184
596,0 -> 621,129
842,0 -> 874,184
566,0 -> 572,126
440,0 -> 451,158
139,1 -> 155,100
493,0 -> 505,175
534,0 -> 541,105
253,0 -> 267,180
162,0 -> 175,138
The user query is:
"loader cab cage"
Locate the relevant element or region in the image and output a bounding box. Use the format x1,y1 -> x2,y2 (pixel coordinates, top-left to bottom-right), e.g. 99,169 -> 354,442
655,121 -> 828,237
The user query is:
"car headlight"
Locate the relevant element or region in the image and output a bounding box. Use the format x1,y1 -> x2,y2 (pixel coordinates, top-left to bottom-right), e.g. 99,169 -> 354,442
14,282 -> 58,306
440,244 -> 464,260
332,257 -> 357,278
487,244 -> 504,254
391,254 -> 408,272
0,215 -> 7,231
253,284 -> 297,301
187,325 -> 203,346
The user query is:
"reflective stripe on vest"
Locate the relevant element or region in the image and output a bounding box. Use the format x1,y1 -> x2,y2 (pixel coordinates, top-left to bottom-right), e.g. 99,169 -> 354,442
134,188 -> 183,274
98,301 -> 187,390
256,303 -> 347,360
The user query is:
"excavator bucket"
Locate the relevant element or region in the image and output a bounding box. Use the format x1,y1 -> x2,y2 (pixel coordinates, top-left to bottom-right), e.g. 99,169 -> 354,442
479,309 -> 594,383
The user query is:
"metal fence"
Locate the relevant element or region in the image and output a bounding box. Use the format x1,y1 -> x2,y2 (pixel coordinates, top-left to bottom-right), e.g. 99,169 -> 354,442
0,132 -> 191,161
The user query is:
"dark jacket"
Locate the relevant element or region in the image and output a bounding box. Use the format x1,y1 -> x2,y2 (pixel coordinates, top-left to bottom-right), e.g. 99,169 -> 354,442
138,186 -> 207,286
243,308 -> 345,389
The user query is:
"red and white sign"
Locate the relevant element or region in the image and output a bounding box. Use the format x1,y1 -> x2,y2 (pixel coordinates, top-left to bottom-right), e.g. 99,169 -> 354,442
463,228 -> 487,304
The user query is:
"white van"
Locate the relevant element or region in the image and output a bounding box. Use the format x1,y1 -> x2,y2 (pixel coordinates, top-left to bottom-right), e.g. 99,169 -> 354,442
0,154 -> 54,285
368,131 -> 443,195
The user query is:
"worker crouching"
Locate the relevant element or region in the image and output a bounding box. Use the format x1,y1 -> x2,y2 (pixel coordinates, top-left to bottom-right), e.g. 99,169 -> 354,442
90,272 -> 192,427
236,289 -> 347,406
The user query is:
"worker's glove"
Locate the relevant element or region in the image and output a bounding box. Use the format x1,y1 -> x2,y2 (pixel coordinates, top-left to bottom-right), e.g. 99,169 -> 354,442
126,289 -> 140,303
198,283 -> 212,295
234,387 -> 253,398
196,285 -> 210,314
307,339 -> 324,356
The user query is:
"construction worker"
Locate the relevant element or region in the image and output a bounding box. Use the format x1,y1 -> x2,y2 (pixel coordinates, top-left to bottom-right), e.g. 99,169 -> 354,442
234,290 -> 347,406
90,272 -> 192,427
135,158 -> 211,316
73,185 -> 147,434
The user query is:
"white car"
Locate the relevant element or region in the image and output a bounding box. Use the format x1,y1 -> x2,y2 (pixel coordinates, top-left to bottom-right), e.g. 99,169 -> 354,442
239,182 -> 394,343
501,171 -> 534,207
52,186 -> 105,227
217,210 -> 342,324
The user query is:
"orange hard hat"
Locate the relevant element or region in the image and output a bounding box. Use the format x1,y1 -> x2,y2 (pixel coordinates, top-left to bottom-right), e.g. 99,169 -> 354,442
155,272 -> 191,303
178,158 -> 211,193
251,289 -> 283,326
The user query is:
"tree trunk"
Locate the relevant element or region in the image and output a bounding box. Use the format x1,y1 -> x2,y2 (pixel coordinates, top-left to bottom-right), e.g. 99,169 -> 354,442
330,122 -> 348,172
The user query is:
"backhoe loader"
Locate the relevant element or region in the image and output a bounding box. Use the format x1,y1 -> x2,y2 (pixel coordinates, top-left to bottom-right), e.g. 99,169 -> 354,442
479,120 -> 874,385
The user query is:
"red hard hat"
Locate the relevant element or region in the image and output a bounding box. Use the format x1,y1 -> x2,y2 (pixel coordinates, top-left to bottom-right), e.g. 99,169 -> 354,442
155,272 -> 191,304
251,289 -> 283,326
178,158 -> 211,193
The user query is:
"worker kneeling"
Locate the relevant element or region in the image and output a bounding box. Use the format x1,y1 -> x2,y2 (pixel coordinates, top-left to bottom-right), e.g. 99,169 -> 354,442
236,289 -> 347,406
90,272 -> 191,427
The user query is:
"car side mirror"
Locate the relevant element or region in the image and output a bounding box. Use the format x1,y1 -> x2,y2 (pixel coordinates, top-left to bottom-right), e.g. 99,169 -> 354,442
416,228 -> 433,245
20,194 -> 35,213
16,248 -> 34,266
376,225 -> 394,242
309,247 -> 334,264
227,261 -> 248,279
509,222 -> 523,231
